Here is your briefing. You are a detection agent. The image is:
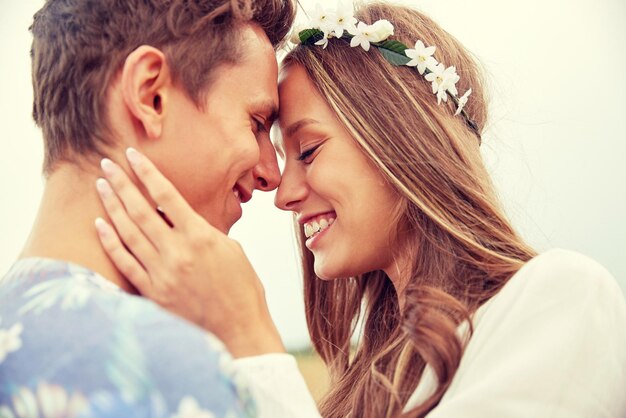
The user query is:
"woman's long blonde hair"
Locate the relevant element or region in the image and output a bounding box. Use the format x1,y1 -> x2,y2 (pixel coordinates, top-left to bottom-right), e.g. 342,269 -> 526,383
283,3 -> 536,417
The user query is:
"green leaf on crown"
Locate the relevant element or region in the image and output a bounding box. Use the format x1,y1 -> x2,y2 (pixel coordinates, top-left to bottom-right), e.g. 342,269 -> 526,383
377,40 -> 408,54
376,40 -> 411,66
299,29 -> 325,45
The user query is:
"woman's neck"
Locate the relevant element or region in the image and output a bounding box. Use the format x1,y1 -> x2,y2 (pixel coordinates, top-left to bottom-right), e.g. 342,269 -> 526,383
384,250 -> 413,312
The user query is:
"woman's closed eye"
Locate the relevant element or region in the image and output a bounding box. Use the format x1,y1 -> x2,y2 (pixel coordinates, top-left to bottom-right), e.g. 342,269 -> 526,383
297,144 -> 321,163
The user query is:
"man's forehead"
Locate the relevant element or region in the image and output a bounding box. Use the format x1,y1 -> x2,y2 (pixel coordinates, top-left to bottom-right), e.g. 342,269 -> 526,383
236,24 -> 279,109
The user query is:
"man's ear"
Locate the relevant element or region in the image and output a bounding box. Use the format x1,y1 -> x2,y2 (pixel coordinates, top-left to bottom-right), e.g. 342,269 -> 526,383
121,45 -> 171,140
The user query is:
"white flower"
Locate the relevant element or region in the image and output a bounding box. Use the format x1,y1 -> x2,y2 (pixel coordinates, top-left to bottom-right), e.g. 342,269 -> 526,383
442,67 -> 460,97
0,323 -> 23,364
38,383 -> 89,418
290,31 -> 301,44
19,277 -> 94,316
405,40 -> 437,75
0,406 -> 16,418
7,383 -> 89,418
329,1 -> 357,38
348,22 -> 378,51
171,396 -> 216,418
369,19 -> 394,42
308,4 -> 335,33
12,387 -> 37,418
289,22 -> 308,44
424,63 -> 460,104
314,31 -> 331,49
454,89 -> 472,115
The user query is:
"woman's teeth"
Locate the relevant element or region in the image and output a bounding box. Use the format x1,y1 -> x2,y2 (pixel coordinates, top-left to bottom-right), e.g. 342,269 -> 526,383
233,188 -> 241,201
304,217 -> 335,238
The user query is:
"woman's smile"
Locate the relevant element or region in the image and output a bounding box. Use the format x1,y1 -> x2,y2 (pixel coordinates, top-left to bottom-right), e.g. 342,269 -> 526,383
302,211 -> 336,249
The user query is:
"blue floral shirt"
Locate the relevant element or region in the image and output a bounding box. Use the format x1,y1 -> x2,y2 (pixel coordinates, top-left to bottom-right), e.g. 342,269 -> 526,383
0,258 -> 256,418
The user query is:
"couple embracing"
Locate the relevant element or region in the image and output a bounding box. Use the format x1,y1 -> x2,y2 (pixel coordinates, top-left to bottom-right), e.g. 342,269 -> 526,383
1,0 -> 625,417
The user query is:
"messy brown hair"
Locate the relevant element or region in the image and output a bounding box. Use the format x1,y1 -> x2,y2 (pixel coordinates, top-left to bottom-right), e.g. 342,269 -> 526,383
283,3 -> 535,417
30,0 -> 295,174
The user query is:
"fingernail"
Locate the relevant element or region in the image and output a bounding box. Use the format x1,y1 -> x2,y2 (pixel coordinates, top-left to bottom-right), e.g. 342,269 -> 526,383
126,147 -> 142,168
101,158 -> 117,177
96,178 -> 112,198
95,217 -> 108,238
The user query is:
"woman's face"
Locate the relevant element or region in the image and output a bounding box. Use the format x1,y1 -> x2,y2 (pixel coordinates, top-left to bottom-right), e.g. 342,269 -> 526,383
274,64 -> 400,280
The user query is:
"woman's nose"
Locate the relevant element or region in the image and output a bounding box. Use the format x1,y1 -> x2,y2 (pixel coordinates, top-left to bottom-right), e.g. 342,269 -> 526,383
274,165 -> 307,211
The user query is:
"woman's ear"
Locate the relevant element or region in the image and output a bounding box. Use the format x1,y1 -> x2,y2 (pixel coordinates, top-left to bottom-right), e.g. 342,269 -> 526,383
121,45 -> 171,140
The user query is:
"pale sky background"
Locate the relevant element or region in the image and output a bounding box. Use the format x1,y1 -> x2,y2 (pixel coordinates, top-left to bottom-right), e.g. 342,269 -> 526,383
1,0 -> 625,349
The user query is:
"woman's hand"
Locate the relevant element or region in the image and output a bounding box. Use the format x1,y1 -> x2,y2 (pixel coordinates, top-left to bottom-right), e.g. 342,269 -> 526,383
94,148 -> 284,357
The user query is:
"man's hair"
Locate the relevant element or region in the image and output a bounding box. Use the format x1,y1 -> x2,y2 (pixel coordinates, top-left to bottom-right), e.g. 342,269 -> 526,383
30,0 -> 295,174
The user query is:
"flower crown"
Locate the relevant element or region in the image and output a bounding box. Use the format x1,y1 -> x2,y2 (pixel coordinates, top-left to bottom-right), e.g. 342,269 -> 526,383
291,3 -> 480,139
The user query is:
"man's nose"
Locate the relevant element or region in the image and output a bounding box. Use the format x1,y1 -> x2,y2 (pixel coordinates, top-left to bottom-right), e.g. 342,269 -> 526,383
253,136 -> 281,191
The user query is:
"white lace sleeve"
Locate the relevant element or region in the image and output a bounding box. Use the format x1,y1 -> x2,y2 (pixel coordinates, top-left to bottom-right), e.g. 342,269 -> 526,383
233,353 -> 322,418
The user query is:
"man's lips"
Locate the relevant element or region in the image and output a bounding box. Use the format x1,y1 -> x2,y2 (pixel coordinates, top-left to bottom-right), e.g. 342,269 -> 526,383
233,183 -> 252,203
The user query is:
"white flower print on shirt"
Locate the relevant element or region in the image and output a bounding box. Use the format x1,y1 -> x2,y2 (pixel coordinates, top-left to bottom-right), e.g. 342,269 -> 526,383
19,277 -> 93,315
2,383 -> 89,418
0,321 -> 23,364
18,266 -> 120,316
171,396 -> 216,418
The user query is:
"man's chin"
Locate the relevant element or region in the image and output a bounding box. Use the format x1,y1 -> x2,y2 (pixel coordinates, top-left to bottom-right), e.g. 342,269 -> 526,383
197,211 -> 235,236
214,217 -> 235,236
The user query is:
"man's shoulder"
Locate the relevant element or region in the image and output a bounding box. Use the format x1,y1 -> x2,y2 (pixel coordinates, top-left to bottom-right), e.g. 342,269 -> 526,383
0,258 -> 256,418
0,258 -> 223,351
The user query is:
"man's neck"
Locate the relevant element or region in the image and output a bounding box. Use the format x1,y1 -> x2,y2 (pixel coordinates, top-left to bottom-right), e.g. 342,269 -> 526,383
20,162 -> 138,294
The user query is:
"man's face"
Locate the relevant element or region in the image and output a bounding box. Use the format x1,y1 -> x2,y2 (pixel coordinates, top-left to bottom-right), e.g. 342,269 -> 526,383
153,25 -> 280,233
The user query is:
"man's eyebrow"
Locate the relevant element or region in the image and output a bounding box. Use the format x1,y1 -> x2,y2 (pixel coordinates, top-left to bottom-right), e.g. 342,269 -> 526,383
284,118 -> 319,138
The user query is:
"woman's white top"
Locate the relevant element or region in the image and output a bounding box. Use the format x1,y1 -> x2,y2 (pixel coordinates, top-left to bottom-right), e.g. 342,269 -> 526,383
233,249 -> 626,417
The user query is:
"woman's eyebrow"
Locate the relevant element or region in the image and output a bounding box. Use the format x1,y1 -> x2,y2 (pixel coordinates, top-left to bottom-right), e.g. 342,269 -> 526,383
284,118 -> 319,138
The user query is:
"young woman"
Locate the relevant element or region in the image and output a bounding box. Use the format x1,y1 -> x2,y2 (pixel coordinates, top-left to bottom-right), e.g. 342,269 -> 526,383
93,2 -> 626,417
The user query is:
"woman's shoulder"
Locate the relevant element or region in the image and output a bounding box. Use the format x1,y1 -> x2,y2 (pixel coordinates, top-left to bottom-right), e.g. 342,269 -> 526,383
485,248 -> 623,315
517,248 -> 616,285
432,250 -> 626,416
470,248 -> 626,341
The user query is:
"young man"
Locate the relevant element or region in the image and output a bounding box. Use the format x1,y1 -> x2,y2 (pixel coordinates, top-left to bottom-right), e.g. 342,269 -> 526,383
0,0 -> 294,416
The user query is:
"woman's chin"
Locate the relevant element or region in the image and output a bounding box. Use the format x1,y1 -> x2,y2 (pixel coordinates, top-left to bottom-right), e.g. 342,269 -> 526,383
313,260 -> 353,281
313,262 -> 339,281
313,268 -> 333,281
314,258 -> 381,281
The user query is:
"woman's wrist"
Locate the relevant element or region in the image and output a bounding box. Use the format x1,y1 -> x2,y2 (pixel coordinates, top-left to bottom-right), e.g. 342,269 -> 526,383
215,301 -> 285,358
226,323 -> 286,358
